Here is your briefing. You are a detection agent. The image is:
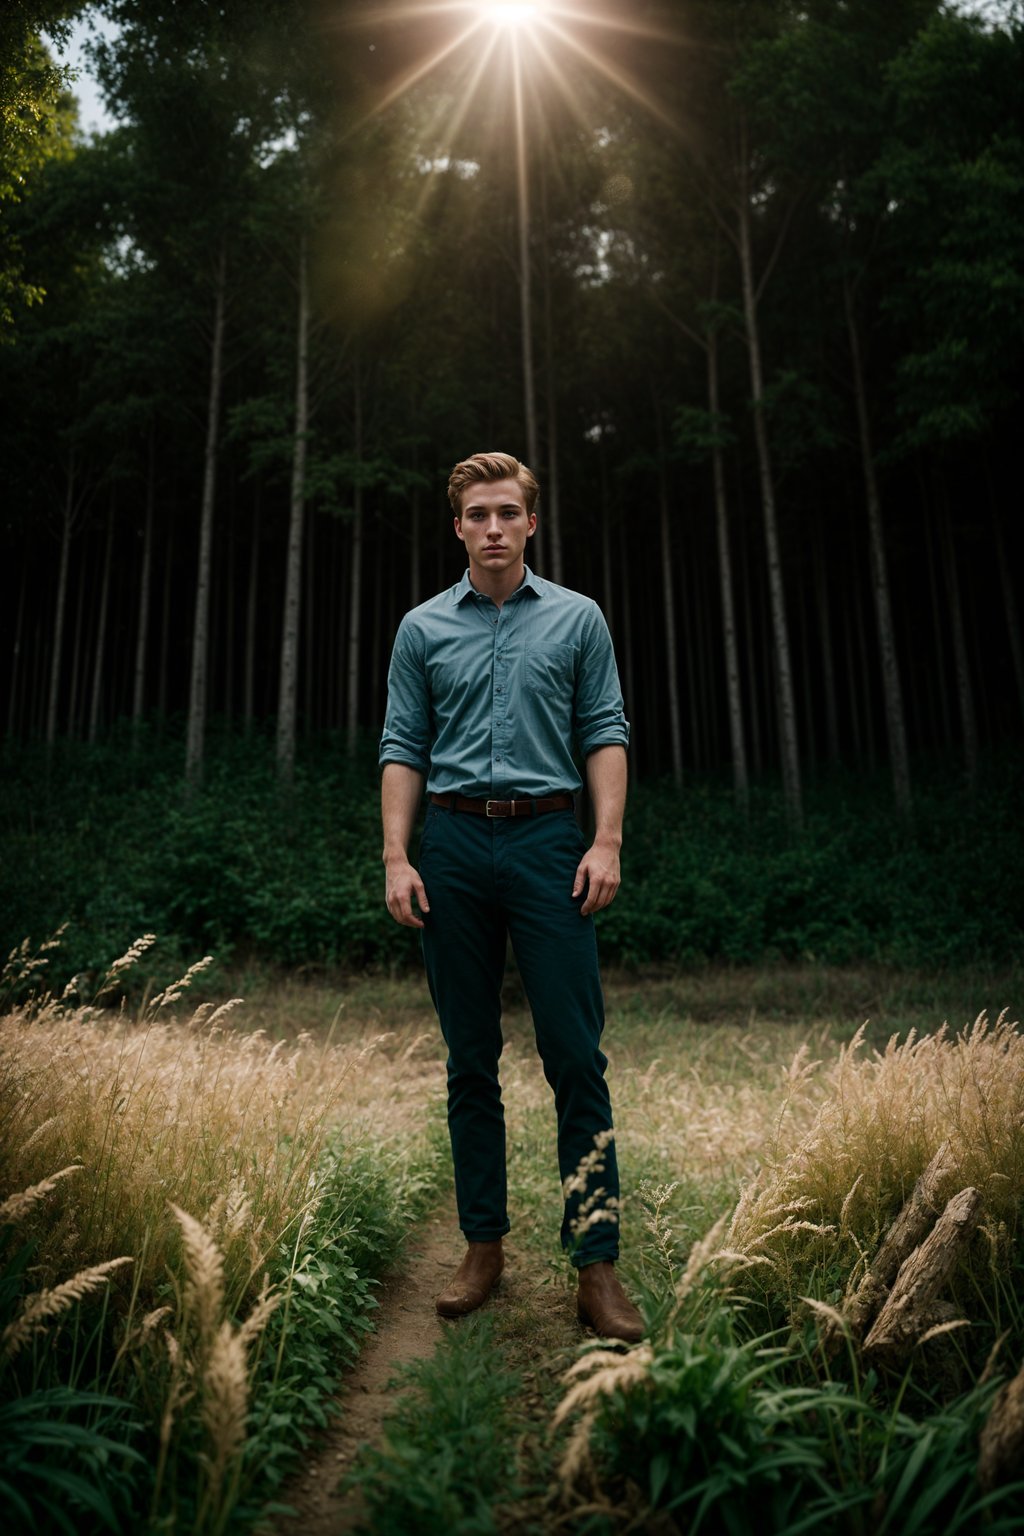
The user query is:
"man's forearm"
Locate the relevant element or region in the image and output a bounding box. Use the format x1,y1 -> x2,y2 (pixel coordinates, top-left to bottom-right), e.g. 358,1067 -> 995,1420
381,762 -> 425,865
585,744 -> 627,847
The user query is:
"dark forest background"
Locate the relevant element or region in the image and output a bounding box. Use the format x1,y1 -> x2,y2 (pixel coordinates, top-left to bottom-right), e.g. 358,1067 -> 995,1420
2,0 -> 1022,985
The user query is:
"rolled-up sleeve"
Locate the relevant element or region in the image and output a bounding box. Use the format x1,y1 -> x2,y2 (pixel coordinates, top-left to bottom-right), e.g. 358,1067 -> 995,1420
379,617 -> 431,774
574,606 -> 630,757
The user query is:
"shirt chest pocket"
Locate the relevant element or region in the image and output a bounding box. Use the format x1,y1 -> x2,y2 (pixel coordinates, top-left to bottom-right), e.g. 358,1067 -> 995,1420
525,643 -> 577,696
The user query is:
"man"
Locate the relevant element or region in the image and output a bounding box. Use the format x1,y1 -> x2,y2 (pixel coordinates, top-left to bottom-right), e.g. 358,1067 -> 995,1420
379,450 -> 643,1343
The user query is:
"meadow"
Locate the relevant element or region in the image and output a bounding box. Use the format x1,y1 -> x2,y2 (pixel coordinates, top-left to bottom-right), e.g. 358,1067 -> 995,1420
2,941 -> 1022,1534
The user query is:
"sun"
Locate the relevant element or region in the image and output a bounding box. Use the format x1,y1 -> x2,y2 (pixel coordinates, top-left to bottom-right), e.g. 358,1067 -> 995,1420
476,1 -> 544,29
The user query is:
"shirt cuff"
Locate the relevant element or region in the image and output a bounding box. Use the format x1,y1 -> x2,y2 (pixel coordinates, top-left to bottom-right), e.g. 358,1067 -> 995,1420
379,748 -> 430,775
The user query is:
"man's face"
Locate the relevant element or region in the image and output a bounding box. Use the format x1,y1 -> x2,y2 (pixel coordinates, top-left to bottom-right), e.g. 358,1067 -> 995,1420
454,477 -> 536,577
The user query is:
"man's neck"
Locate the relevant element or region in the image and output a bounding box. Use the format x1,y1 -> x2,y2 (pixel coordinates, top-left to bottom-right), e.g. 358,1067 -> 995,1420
468,560 -> 526,610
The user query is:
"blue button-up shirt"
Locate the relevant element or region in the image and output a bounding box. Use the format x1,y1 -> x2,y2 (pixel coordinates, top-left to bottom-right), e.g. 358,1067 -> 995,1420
379,566 -> 629,798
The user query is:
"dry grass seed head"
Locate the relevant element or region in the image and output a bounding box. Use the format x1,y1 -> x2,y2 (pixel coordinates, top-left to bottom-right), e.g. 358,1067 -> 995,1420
723,1010 -> 1024,1277
2,1255 -> 133,1358
554,1345 -> 655,1490
171,1205 -> 224,1348
201,1321 -> 249,1501
0,1165 -> 82,1225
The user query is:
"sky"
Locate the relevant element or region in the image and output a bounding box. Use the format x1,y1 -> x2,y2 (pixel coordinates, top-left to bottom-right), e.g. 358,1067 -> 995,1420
43,7 -> 120,137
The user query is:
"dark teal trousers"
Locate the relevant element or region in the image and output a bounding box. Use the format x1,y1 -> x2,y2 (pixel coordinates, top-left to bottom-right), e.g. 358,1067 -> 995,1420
419,802 -> 620,1266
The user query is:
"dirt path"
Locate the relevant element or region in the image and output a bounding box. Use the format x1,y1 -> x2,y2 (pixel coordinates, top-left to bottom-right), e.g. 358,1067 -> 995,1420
272,1200 -> 576,1536
272,1205 -> 459,1535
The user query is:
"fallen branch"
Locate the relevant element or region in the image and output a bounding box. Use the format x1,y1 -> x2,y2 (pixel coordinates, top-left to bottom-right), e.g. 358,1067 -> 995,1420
862,1186 -> 982,1364
979,1355 -> 1024,1493
822,1140 -> 955,1353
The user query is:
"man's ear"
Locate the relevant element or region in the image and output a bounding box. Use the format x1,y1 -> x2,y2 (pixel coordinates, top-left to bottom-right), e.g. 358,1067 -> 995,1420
454,515 -> 465,543
526,513 -> 537,538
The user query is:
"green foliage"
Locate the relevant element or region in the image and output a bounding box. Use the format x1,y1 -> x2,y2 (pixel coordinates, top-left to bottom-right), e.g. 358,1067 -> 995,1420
0,1218 -> 147,1536
604,765 -> 1023,970
583,1334 -> 1024,1535
0,9 -> 78,334
0,1386 -> 146,1536
0,737 -> 1020,987
348,1314 -> 521,1536
245,1132 -> 444,1508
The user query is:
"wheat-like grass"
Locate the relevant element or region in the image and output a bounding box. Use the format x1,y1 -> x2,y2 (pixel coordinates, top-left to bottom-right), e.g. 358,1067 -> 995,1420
0,1164 -> 82,1225
726,1010 -> 1024,1280
200,1321 -> 249,1510
554,1345 -> 656,1489
0,970 -> 409,1302
2,1255 -> 133,1358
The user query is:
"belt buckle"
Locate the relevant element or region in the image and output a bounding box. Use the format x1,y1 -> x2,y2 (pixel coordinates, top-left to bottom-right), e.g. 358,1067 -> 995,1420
485,799 -> 504,817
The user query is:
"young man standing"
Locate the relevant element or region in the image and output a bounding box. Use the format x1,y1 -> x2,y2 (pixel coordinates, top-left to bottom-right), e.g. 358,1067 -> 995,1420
379,451 -> 643,1343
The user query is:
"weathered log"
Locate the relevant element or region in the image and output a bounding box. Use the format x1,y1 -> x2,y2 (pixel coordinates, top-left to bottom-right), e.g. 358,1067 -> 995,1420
862,1186 -> 982,1364
822,1140 -> 955,1353
979,1356 -> 1024,1493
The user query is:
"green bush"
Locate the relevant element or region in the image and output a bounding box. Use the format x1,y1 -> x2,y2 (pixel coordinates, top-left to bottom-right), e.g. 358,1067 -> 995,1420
1,734 -> 1020,986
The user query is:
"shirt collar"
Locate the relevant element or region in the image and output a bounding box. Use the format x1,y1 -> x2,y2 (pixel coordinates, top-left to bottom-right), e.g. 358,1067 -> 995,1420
454,564 -> 544,605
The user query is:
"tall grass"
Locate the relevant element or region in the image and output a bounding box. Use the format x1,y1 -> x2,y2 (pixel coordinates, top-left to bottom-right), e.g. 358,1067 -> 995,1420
0,935 -> 444,1533
725,1011 -> 1024,1349
552,1009 -> 1024,1533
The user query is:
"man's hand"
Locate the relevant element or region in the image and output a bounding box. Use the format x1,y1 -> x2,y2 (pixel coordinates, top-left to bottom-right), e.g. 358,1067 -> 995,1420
385,857 -> 430,929
572,838 -> 621,917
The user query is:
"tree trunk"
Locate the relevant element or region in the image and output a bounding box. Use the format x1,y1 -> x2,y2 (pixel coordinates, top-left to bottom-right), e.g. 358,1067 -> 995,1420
599,444 -> 614,633
158,523 -> 173,734
277,230 -> 310,785
939,499 -> 979,795
979,1356 -> 1024,1495
742,531 -> 762,777
845,274 -> 911,814
799,577 -> 816,776
736,161 -> 802,826
346,354 -> 364,755
540,165 -> 563,586
88,498 -> 114,743
618,520 -> 635,746
708,330 -> 748,809
990,501 -> 1024,724
512,45 -> 539,542
67,541 -> 88,740
132,439 -> 155,740
410,481 -> 421,610
304,505 -> 315,735
680,555 -> 700,770
185,239 -> 227,787
855,581 -> 877,770
46,456 -> 77,750
244,490 -> 260,735
843,592 -> 862,766
6,548 -> 29,741
371,528 -> 383,726
813,519 -> 840,766
924,498 -> 952,752
657,445 -> 684,787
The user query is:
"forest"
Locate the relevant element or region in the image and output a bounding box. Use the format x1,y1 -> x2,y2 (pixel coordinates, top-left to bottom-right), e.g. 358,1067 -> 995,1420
2,6 -> 1024,1535
2,0 -> 1022,984
3,0 -> 1022,785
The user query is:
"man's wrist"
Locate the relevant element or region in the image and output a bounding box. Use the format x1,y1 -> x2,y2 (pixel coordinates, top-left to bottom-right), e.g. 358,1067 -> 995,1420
591,830 -> 622,852
383,846 -> 411,867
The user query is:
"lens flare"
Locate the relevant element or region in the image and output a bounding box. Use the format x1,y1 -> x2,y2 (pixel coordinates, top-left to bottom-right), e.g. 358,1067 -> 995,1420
477,2 -> 541,28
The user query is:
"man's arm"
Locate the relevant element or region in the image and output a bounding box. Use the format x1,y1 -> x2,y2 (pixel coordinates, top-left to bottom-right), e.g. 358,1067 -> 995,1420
572,744 -> 627,917
382,762 -> 430,929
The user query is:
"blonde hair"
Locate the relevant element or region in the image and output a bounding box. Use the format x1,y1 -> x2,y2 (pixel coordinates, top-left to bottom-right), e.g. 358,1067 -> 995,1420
447,452 -> 540,516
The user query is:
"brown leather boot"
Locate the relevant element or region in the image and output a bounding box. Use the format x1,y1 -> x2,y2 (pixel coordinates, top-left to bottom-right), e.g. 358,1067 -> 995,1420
435,1240 -> 505,1318
577,1261 -> 645,1343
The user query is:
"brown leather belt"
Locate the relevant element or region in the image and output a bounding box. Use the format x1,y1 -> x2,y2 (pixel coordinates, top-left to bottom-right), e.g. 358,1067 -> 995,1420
429,792 -> 574,819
